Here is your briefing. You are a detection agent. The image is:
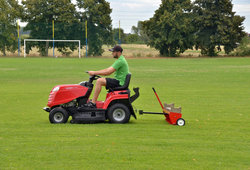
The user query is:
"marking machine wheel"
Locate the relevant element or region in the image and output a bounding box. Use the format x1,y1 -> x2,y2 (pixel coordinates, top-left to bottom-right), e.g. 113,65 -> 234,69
176,118 -> 185,126
49,107 -> 69,124
107,103 -> 131,123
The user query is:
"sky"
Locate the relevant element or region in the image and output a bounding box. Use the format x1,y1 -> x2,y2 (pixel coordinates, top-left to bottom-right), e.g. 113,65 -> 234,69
19,0 -> 250,34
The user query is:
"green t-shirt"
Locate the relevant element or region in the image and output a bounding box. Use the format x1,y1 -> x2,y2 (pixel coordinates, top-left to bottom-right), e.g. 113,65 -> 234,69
111,55 -> 129,86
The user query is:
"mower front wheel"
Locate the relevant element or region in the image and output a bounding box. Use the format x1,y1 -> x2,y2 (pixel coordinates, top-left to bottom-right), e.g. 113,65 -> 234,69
107,103 -> 131,123
176,118 -> 185,126
49,107 -> 69,124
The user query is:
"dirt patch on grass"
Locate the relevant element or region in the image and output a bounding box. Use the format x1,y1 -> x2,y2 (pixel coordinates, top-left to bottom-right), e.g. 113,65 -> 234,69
0,68 -> 17,71
220,65 -> 250,69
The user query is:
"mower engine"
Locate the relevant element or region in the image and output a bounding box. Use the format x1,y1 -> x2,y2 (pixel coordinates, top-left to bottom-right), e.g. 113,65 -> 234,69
62,100 -> 77,108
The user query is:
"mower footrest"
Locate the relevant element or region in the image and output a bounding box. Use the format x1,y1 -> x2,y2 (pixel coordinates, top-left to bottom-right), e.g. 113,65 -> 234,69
77,107 -> 106,112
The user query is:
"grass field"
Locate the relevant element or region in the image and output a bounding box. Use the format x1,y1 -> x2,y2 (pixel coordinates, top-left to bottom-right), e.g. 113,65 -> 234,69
0,57 -> 249,169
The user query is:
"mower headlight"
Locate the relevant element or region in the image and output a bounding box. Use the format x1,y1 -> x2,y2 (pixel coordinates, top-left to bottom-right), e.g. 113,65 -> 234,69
52,86 -> 60,92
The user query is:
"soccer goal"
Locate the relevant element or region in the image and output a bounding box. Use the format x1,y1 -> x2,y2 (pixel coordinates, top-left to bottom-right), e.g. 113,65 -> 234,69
24,39 -> 81,58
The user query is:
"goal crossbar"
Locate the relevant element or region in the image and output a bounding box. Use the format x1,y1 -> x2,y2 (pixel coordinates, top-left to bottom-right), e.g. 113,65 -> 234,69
24,39 -> 81,58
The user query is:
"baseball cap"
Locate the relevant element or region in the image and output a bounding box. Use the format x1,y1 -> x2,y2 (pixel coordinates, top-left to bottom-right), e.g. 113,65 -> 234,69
109,45 -> 123,53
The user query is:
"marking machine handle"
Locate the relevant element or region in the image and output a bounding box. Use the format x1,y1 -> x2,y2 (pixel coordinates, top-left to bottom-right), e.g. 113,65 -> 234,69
152,87 -> 164,110
152,87 -> 156,93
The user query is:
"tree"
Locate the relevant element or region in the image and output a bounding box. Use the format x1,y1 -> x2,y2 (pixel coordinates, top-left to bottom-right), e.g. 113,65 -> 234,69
131,26 -> 139,35
125,34 -> 140,44
230,35 -> 250,56
193,0 -> 245,56
142,0 -> 195,57
76,0 -> 113,56
22,0 -> 80,56
0,0 -> 22,56
131,21 -> 149,43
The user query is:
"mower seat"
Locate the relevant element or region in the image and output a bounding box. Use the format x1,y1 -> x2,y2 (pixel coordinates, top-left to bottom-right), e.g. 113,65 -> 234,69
111,73 -> 131,91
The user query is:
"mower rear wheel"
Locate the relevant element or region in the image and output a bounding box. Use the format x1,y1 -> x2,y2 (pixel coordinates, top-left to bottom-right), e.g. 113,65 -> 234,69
176,118 -> 185,126
107,103 -> 131,123
49,107 -> 69,124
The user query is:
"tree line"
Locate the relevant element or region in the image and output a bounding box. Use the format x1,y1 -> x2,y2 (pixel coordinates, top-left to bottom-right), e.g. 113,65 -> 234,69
0,0 -> 247,57
142,0 -> 246,56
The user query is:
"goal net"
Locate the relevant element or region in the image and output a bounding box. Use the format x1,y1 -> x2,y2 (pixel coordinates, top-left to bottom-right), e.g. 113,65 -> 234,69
24,39 -> 81,58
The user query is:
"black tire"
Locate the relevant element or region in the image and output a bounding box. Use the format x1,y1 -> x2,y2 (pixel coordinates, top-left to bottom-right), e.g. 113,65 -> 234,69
49,107 -> 69,124
107,103 -> 131,123
176,118 -> 185,126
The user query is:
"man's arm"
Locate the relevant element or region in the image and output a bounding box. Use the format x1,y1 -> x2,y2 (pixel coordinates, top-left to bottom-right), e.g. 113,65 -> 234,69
88,67 -> 116,76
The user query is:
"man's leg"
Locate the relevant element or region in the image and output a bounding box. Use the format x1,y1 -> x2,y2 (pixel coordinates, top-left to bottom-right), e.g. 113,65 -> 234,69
92,78 -> 106,103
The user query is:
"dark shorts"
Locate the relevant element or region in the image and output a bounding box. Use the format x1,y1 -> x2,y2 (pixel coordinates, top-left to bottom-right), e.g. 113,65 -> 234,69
106,78 -> 121,90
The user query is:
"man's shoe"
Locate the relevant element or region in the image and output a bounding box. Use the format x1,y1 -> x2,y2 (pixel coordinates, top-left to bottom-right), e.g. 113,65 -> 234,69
84,102 -> 96,108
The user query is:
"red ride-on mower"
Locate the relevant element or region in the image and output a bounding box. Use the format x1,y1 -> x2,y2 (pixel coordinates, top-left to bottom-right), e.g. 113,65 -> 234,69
43,73 -> 139,124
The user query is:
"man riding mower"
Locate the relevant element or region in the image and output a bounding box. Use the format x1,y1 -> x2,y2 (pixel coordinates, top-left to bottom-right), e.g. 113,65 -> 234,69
43,46 -> 140,124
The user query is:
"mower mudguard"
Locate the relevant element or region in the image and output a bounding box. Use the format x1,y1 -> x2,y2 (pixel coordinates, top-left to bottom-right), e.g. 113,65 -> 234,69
103,90 -> 129,109
103,89 -> 139,119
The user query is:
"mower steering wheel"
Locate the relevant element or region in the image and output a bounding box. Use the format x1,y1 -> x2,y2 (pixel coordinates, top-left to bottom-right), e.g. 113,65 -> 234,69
93,75 -> 101,79
86,71 -> 101,80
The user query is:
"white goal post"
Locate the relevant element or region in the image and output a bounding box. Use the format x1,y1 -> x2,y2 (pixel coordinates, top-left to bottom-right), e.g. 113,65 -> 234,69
24,39 -> 81,58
